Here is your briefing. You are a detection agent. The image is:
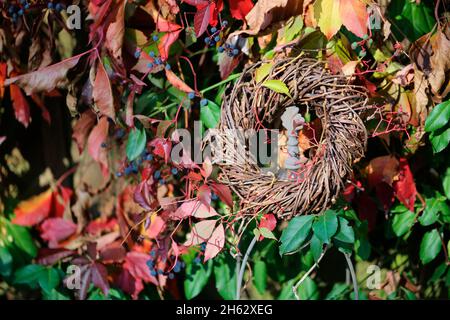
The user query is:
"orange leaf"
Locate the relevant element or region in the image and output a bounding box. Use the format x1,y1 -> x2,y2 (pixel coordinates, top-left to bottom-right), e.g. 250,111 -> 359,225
165,69 -> 193,93
12,189 -> 53,226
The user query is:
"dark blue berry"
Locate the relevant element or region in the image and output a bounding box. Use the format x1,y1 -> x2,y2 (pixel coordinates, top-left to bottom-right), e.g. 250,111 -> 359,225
149,51 -> 155,57
115,129 -> 125,139
211,193 -> 218,201
116,172 -> 122,178
147,62 -> 154,68
145,154 -> 153,161
222,20 -> 228,27
20,0 -> 26,4
200,99 -> 208,107
8,6 -> 15,14
173,264 -> 181,273
168,273 -> 175,279
101,142 -> 107,148
218,46 -> 224,53
150,250 -> 156,257
25,4 -> 30,9
214,36 -> 220,42
155,58 -> 162,65
165,64 -> 171,70
204,37 -> 211,44
154,170 -> 161,179
188,92 -> 195,99
232,49 -> 239,56
152,35 -> 159,41
47,3 -> 54,9
211,27 -> 217,33
124,166 -> 133,175
194,257 -> 201,264
181,262 -> 186,268
134,50 -> 141,58
171,168 -> 178,175
150,270 -> 157,276
225,43 -> 230,49
157,269 -> 164,275
159,178 -> 166,185
200,242 -> 207,250
55,3 -> 63,12
146,260 -> 154,268
18,9 -> 24,16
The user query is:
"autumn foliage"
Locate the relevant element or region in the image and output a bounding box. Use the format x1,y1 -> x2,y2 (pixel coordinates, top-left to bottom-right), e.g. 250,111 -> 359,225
0,0 -> 449,300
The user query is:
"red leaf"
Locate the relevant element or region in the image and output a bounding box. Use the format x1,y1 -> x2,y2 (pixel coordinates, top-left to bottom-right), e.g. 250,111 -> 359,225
258,213 -> 277,240
201,157 -> 213,178
165,69 -> 193,93
52,186 -> 72,218
159,30 -> 182,61
194,3 -> 211,37
146,214 -> 166,239
10,84 -> 31,127
123,251 -> 158,299
93,62 -> 115,119
339,0 -> 368,38
87,117 -> 110,178
37,248 -> 74,265
40,218 -> 77,248
393,158 -> 417,212
198,185 -> 211,207
356,193 -> 378,232
149,137 -> 172,163
366,156 -> 399,187
91,262 -> 110,297
228,0 -> 254,21
12,189 -> 53,226
185,219 -> 216,246
72,110 -> 97,153
204,224 -> 225,262
5,54 -> 82,95
86,218 -> 118,236
172,200 -> 218,220
210,183 -> 233,208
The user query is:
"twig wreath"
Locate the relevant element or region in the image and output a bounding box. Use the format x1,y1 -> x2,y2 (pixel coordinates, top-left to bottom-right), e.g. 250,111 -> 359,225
211,52 -> 369,219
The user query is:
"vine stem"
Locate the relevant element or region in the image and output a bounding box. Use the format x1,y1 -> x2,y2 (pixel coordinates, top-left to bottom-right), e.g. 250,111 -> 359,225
292,246 -> 327,300
343,253 -> 359,301
236,236 -> 258,300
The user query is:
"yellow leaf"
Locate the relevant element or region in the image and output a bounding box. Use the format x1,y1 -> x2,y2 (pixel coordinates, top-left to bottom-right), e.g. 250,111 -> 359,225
255,62 -> 273,83
318,0 -> 342,40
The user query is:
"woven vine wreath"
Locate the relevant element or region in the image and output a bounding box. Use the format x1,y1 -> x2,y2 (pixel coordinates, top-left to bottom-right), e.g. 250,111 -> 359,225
208,53 -> 369,219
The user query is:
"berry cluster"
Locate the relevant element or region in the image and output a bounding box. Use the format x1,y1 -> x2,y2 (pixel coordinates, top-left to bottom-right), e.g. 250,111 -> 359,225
219,43 -> 240,57
133,34 -> 172,71
146,250 -> 186,279
47,2 -> 65,11
6,0 -> 30,23
350,34 -> 373,58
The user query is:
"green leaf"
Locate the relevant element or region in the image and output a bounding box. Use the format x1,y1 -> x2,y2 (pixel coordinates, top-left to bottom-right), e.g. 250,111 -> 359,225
262,80 -> 292,98
310,234 -> 323,262
255,63 -> 273,83
184,259 -> 213,300
355,221 -> 371,260
126,127 -> 146,161
334,217 -> 355,243
430,126 -> 450,153
419,229 -> 442,264
443,167 -> 450,200
14,264 -> 46,288
284,16 -> 304,42
0,246 -> 13,277
214,254 -> 236,300
419,197 -> 440,226
43,289 -> 70,300
312,210 -> 338,244
296,276 -> 319,300
259,227 -> 277,241
5,219 -> 37,258
279,215 -> 314,255
425,100 -> 450,132
200,100 -> 221,129
391,210 -> 415,237
325,283 -> 349,300
38,268 -> 60,293
253,260 -> 267,295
